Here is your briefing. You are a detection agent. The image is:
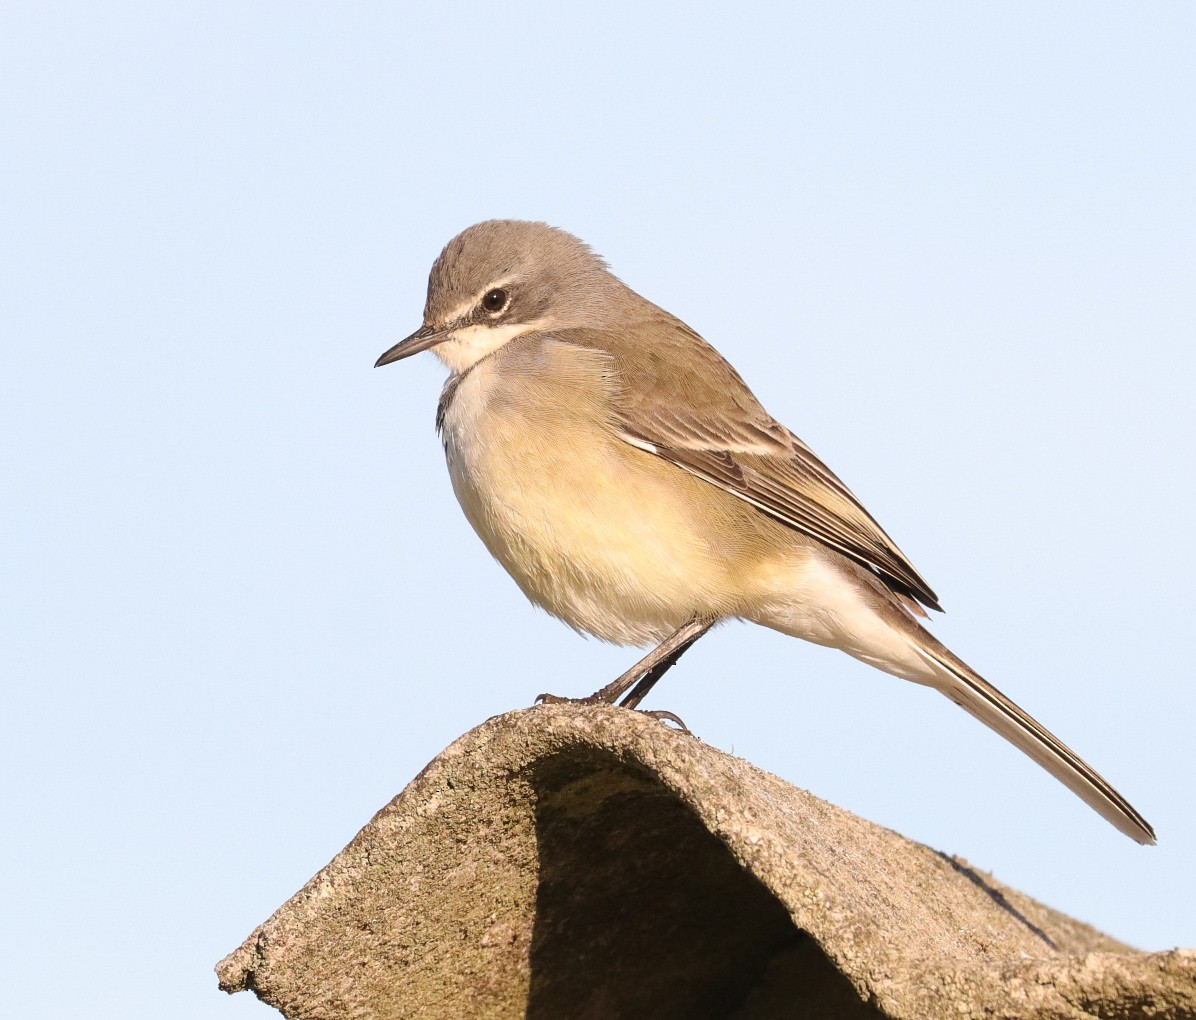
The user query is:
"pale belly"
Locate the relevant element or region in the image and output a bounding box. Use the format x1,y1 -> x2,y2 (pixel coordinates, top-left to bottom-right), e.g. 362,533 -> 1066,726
438,362 -> 753,645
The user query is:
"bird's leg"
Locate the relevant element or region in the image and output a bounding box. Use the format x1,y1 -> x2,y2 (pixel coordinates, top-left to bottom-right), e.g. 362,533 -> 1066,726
617,624 -> 708,708
536,617 -> 714,728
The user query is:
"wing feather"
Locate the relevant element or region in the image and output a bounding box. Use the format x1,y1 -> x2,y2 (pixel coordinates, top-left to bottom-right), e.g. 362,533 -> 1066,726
548,316 -> 942,612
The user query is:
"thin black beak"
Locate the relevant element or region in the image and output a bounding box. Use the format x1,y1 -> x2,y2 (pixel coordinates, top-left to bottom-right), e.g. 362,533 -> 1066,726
374,325 -> 448,367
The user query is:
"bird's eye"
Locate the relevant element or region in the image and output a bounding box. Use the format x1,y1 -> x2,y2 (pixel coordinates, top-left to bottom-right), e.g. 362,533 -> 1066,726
481,288 -> 508,313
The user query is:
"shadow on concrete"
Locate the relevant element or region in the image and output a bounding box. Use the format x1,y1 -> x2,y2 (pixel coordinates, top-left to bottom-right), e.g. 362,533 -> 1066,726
526,748 -> 884,1019
935,852 -> 1057,951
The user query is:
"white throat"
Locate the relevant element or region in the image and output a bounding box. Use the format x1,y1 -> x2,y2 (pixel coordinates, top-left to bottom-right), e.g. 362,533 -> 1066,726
433,322 -> 541,374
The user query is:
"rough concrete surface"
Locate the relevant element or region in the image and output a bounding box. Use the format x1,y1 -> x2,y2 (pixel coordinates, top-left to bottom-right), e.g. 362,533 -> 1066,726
217,705 -> 1195,1019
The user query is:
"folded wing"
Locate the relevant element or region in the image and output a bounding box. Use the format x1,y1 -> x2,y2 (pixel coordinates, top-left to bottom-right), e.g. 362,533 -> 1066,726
554,317 -> 942,612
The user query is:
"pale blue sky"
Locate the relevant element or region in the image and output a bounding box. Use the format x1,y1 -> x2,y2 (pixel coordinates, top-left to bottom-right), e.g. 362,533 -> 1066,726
2,3 -> 1194,1017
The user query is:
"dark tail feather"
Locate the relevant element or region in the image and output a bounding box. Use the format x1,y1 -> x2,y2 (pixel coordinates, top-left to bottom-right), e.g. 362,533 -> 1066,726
912,639 -> 1155,845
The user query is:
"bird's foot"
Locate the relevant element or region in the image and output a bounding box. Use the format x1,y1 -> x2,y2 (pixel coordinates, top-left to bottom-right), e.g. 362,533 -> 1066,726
534,693 -> 690,733
534,691 -> 605,707
634,709 -> 691,733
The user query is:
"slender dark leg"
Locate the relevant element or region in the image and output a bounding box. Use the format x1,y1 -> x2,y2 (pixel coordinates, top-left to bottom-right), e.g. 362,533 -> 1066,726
536,617 -> 714,724
618,621 -> 711,709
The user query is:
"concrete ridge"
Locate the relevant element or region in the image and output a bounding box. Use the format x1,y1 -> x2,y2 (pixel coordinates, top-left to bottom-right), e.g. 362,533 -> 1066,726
217,705 -> 1195,1019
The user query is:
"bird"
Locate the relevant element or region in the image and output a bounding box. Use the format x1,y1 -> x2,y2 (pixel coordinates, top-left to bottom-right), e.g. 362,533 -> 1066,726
374,219 -> 1155,845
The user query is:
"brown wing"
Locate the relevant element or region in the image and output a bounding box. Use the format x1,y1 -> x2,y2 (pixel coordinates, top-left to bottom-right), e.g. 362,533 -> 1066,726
551,314 -> 943,612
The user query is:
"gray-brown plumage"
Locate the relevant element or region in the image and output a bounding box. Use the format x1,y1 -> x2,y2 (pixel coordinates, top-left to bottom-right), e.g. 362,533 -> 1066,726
376,219 -> 1155,845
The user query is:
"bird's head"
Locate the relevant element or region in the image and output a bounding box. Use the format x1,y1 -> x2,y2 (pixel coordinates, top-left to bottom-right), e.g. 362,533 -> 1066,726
375,220 -> 620,374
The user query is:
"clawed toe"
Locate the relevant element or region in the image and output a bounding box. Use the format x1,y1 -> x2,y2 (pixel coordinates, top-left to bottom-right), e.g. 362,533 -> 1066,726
533,694 -> 691,733
636,709 -> 691,733
534,692 -> 601,707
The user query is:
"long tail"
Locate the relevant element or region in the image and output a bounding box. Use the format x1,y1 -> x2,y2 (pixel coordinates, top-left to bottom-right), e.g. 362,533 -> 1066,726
910,635 -> 1155,845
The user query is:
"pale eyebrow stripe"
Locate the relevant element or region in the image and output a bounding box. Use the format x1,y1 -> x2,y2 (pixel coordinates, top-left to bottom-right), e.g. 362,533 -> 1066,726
441,276 -> 520,324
